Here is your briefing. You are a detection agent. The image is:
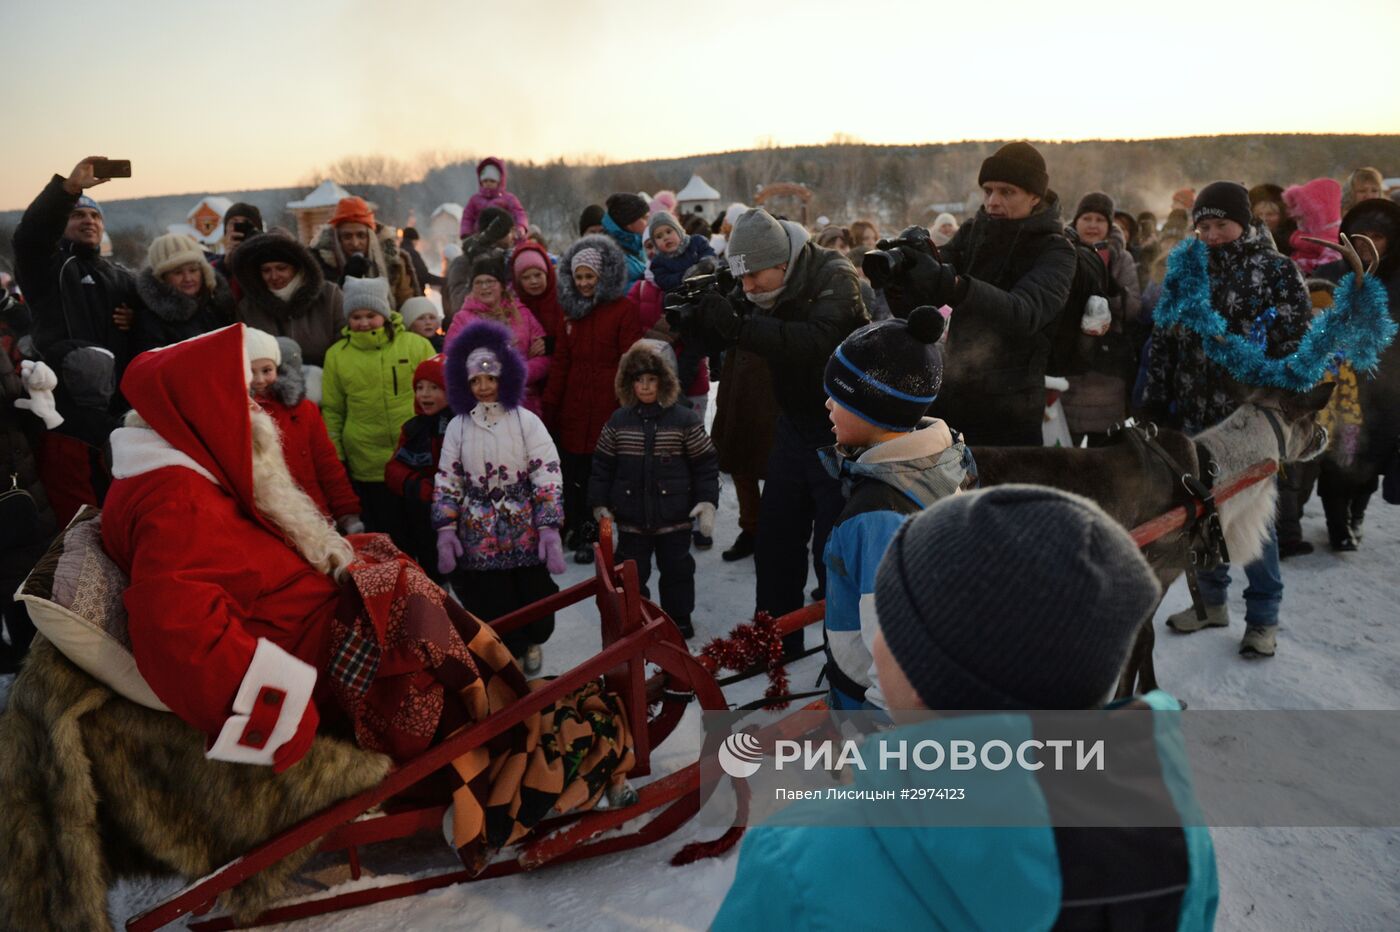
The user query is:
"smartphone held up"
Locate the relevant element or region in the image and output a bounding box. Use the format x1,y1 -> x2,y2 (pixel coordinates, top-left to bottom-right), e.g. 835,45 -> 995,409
90,159 -> 131,179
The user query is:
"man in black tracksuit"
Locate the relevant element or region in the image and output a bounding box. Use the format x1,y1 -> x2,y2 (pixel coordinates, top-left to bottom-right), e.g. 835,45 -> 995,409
695,208 -> 868,653
873,142 -> 1076,446
13,158 -> 141,386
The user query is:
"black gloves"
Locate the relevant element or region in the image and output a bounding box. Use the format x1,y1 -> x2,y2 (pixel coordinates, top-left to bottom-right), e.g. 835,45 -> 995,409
697,291 -> 744,343
867,247 -> 959,317
343,253 -> 370,279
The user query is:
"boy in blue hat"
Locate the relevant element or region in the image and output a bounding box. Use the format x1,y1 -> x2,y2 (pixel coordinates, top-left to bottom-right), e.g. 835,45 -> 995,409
819,305 -> 974,709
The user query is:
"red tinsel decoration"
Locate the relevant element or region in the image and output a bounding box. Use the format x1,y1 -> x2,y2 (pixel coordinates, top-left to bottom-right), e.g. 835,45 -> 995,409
696,611 -> 791,709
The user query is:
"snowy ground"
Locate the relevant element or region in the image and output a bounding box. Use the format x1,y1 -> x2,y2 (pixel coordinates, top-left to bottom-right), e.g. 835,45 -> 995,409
4,463 -> 1398,930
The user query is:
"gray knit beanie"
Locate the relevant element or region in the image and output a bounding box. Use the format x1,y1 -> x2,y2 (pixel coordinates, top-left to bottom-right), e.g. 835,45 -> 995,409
647,211 -> 686,249
342,276 -> 392,317
874,485 -> 1161,711
725,208 -> 791,276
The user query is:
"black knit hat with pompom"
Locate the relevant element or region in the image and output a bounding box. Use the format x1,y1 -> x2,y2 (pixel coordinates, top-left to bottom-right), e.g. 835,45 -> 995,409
823,305 -> 945,432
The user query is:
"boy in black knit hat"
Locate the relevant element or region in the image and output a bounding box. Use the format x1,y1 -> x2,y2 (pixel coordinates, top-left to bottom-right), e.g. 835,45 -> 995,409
819,305 -> 975,709
715,485 -> 1218,931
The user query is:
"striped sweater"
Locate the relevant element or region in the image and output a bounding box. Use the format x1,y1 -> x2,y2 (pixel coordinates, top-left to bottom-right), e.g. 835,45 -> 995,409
588,402 -> 718,534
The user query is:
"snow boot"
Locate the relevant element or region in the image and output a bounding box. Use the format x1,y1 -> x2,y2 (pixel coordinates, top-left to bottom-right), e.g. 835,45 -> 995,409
672,615 -> 695,639
1166,602 -> 1230,633
722,530 -> 755,562
523,644 -> 543,675
1324,497 -> 1358,551
574,519 -> 597,564
1239,625 -> 1277,658
1279,539 -> 1315,559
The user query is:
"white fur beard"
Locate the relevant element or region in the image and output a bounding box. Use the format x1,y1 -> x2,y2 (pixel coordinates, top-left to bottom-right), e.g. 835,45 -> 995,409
249,406 -> 355,580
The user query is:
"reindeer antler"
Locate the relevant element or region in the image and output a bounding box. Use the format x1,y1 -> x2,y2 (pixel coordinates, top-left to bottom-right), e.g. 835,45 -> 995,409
1300,233 -> 1377,289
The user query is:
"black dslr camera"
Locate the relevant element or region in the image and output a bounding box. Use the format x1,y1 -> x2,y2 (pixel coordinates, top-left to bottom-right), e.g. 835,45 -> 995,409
861,225 -> 938,288
663,265 -> 737,333
230,218 -> 259,238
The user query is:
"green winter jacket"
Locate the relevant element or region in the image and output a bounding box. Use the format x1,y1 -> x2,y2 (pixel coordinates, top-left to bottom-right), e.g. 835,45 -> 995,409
321,312 -> 437,482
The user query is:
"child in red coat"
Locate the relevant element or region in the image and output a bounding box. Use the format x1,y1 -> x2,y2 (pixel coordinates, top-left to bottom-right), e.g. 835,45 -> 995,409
245,328 -> 362,533
386,354 -> 451,581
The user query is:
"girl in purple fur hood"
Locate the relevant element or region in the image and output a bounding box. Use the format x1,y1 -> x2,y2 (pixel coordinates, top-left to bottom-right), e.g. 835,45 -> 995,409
459,157 -> 530,238
432,318 -> 564,672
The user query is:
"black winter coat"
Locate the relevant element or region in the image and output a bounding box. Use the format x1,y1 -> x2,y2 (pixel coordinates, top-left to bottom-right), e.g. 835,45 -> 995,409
931,196 -> 1076,445
12,176 -> 141,374
589,402 -> 719,533
132,268 -> 236,353
735,239 -> 868,444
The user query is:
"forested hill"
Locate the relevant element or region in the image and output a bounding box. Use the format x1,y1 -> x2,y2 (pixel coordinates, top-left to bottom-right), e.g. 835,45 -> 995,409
4,135 -> 1396,267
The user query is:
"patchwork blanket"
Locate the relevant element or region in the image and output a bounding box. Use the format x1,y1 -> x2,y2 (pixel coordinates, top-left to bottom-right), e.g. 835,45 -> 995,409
332,535 -> 635,872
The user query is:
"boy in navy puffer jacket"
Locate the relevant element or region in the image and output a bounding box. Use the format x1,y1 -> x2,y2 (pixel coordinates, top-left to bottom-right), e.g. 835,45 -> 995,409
588,340 -> 718,637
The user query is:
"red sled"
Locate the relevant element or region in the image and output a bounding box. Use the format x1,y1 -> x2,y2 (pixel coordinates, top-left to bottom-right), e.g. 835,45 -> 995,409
126,520 -> 823,931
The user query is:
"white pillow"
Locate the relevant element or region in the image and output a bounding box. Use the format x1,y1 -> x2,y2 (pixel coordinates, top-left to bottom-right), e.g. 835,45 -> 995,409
15,507 -> 170,711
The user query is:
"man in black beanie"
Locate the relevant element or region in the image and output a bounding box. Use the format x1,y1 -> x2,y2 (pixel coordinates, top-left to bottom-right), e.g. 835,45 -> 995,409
603,193 -> 651,284
865,141 -> 1076,446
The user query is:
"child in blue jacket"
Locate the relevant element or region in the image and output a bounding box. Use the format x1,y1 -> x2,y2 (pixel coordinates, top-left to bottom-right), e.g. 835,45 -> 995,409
819,306 -> 973,709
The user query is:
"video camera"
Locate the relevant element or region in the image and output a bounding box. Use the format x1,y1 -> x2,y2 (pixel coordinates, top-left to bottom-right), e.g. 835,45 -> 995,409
861,225 -> 938,289
663,265 -> 737,333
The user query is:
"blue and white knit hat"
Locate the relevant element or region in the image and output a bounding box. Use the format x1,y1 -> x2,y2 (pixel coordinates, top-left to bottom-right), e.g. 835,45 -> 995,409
823,306 -> 945,432
74,194 -> 103,217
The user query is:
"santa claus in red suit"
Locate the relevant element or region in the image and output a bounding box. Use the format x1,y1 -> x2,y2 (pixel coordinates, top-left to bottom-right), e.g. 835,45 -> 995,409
102,325 -> 354,770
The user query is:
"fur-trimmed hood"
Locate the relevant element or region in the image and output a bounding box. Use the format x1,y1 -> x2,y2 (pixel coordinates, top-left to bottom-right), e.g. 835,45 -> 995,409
444,318 -> 526,414
229,233 -> 330,322
136,265 -> 234,324
267,336 -> 307,406
615,340 -> 680,407
556,234 -> 630,320
311,222 -> 406,282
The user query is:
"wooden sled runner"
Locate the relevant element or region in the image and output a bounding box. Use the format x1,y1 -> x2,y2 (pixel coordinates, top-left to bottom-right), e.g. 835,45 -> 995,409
127,460 -> 1279,930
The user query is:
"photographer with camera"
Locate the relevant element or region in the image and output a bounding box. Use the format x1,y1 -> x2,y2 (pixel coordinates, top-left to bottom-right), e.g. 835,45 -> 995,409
864,142 -> 1076,446
675,207 -> 867,654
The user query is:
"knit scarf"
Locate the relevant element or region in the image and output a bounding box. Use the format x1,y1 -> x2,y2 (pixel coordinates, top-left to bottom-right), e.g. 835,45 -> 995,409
272,274 -> 304,303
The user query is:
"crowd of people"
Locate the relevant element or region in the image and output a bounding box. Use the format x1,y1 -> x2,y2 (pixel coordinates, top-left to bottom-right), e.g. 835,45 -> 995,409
2,146 -> 1397,928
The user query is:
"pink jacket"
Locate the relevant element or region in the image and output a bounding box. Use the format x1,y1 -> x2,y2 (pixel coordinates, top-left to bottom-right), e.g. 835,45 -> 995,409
446,296 -> 549,414
459,157 -> 530,236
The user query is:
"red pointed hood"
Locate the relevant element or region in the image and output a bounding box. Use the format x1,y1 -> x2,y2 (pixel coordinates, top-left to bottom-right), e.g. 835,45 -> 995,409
119,324 -> 258,517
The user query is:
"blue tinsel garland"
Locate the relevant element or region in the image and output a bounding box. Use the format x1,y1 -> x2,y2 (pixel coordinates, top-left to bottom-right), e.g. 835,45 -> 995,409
1154,238 -> 1396,392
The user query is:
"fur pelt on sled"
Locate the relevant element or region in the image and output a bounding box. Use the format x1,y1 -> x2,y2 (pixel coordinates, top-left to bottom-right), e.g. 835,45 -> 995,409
0,637 -> 391,931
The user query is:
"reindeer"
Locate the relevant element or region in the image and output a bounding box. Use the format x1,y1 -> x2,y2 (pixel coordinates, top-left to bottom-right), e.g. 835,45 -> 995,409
969,233 -> 1378,698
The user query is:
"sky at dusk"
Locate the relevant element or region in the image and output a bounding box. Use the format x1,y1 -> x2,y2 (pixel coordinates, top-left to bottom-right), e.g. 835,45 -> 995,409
5,0 -> 1399,209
